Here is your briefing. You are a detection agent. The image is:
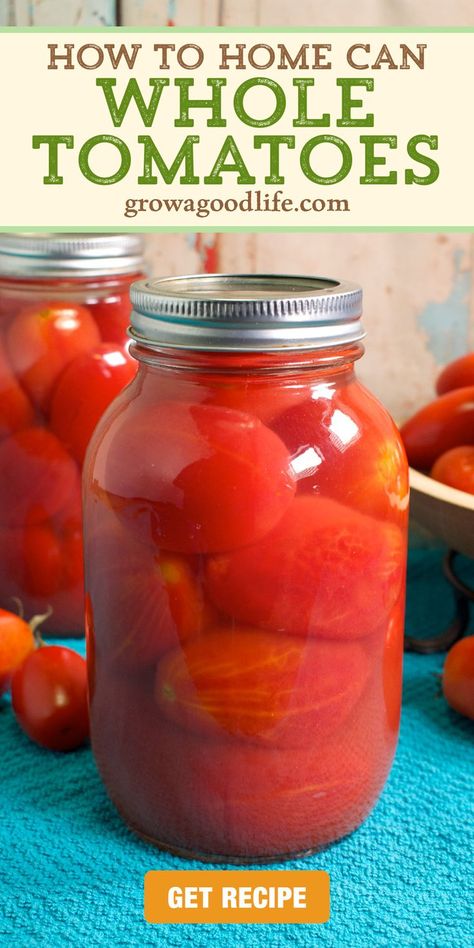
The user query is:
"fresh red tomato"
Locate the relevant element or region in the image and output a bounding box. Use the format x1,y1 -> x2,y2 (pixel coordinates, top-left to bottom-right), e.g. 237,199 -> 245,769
85,515 -> 212,669
400,386 -> 474,470
431,445 -> 474,495
436,353 -> 474,395
11,645 -> 89,750
102,402 -> 296,554
273,380 -> 409,522
155,627 -> 369,745
0,337 -> 35,440
49,344 -> 136,465
86,293 -> 132,344
206,496 -> 404,641
442,637 -> 474,720
6,301 -> 100,410
0,428 -> 78,527
0,607 -> 35,695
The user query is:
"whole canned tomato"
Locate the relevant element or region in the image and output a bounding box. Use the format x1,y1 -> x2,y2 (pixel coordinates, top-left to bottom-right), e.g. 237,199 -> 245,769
0,233 -> 145,634
83,273 -> 408,861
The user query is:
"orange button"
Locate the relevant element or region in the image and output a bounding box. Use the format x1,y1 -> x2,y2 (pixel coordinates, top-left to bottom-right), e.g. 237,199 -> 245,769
144,869 -> 330,924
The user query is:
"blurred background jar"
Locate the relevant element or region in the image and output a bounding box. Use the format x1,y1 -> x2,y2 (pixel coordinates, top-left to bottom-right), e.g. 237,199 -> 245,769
0,233 -> 144,634
84,274 -> 409,861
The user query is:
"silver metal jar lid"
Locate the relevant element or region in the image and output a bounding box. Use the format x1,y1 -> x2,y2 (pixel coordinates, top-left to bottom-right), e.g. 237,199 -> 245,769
130,273 -> 364,352
0,233 -> 144,278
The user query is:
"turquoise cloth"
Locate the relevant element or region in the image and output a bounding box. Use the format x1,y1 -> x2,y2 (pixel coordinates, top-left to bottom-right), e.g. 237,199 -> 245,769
1,548 -> 473,947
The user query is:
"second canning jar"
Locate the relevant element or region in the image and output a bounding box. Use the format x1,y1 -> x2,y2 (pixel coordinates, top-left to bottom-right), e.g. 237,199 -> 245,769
0,233 -> 144,634
83,274 -> 409,862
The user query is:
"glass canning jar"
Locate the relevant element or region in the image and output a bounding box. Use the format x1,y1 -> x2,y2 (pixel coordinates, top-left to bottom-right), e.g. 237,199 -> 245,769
0,233 -> 144,634
83,274 -> 409,862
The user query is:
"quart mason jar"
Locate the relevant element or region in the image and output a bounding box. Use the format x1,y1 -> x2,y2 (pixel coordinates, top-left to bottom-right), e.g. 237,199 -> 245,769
84,274 -> 409,862
0,234 -> 144,634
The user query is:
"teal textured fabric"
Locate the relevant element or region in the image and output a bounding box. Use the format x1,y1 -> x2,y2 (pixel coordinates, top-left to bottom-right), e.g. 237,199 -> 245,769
1,548 -> 473,947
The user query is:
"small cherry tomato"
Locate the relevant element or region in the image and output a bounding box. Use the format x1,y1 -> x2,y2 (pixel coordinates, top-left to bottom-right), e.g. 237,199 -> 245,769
431,445 -> 474,495
49,344 -> 137,465
103,401 -> 296,554
86,293 -> 132,344
0,337 -> 35,441
11,645 -> 89,750
436,353 -> 474,395
0,607 -> 35,695
442,637 -> 474,720
6,301 -> 100,410
400,386 -> 474,470
0,428 -> 78,527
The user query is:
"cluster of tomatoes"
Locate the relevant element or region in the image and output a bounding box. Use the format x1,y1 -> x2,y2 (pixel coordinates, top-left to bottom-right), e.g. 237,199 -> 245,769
0,606 -> 88,751
401,352 -> 474,493
0,289 -> 136,632
85,366 -> 408,855
400,352 -> 474,722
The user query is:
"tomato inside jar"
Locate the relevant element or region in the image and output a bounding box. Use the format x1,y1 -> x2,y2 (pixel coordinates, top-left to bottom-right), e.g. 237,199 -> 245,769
83,273 -> 409,862
0,233 -> 144,634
